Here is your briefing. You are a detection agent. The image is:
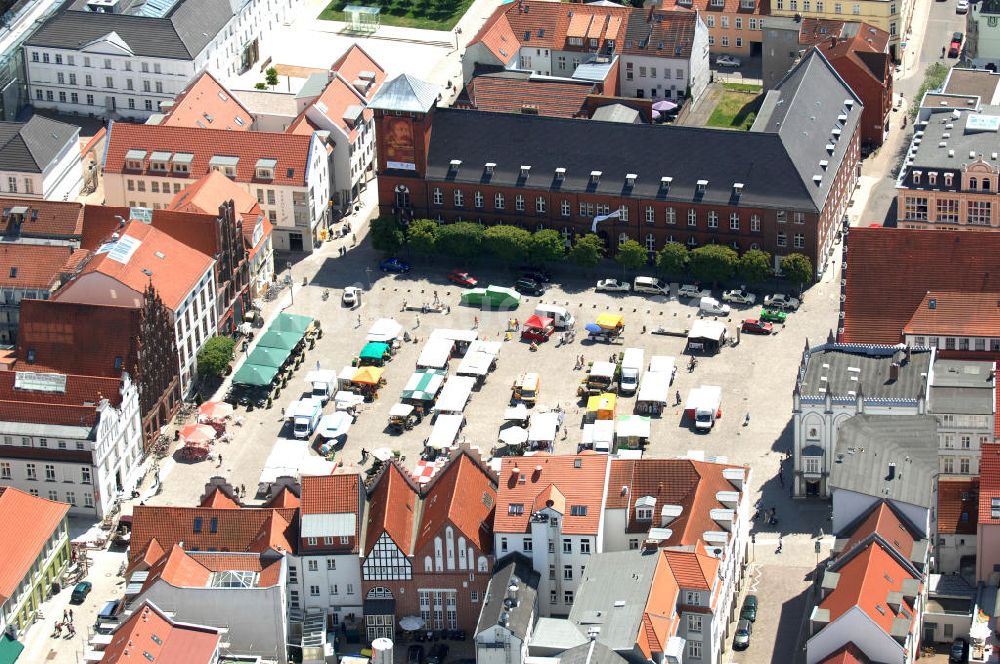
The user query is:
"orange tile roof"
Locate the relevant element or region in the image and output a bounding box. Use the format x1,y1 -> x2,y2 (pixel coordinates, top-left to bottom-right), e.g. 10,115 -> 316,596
819,541 -> 918,633
199,487 -> 241,509
663,549 -> 718,590
640,551 -> 680,660
0,368 -> 123,414
0,243 -> 75,290
16,299 -> 141,378
141,545 -> 281,594
302,75 -> 370,143
608,458 -> 745,544
0,198 -> 84,239
0,487 -> 68,603
129,505 -> 298,564
415,451 -> 497,554
167,169 -> 263,223
495,454 -> 610,535
101,600 -> 220,664
996,388 -> 1000,441
660,0 -> 762,13
158,71 -> 252,132
331,44 -> 387,100
364,462 -> 419,555
938,478 -> 978,535
264,486 -> 301,508
103,122 -> 315,187
83,205 -> 222,262
842,229 -> 1000,344
471,1 -> 631,57
64,220 -> 213,311
820,643 -> 872,664
462,75 -> 595,118
842,502 -> 915,560
978,444 -> 1000,525
903,292 -> 1000,338
301,474 -> 361,544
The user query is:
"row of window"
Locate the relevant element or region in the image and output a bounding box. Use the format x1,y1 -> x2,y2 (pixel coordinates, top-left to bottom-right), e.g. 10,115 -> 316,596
30,52 -> 168,74
1,462 -> 91,484
704,16 -> 762,30
34,88 -> 156,111
2,436 -> 85,450
45,70 -> 164,94
308,583 -> 355,596
774,0 -> 880,13
709,36 -> 745,48
939,434 -> 989,449
903,197 -> 993,226
3,177 -> 33,195
18,485 -> 93,508
304,536 -> 351,547
499,536 -> 592,555
942,457 -> 974,474
624,64 -> 687,80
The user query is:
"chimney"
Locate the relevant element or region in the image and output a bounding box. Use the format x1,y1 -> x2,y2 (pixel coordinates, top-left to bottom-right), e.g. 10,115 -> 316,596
830,36 -> 837,48
889,362 -> 899,382
887,462 -> 896,481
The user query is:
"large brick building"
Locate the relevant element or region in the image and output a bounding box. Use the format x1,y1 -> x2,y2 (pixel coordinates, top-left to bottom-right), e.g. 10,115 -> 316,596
375,48 -> 861,277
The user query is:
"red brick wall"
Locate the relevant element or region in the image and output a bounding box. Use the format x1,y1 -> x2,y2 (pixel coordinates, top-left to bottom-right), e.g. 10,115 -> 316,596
831,59 -> 891,148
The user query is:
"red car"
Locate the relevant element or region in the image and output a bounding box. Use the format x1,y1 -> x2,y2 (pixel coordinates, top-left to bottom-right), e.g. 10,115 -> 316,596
447,270 -> 478,287
741,319 -> 774,335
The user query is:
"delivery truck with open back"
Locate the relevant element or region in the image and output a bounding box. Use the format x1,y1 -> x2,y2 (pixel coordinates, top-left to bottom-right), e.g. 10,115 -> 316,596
683,385 -> 722,431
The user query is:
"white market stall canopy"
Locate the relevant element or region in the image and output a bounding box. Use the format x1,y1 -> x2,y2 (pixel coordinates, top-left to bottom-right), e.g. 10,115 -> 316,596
367,318 -> 403,343
588,361 -> 617,379
688,319 -> 727,342
637,371 -> 670,405
456,340 -> 502,377
416,337 -> 454,369
616,414 -> 651,439
402,369 -> 447,401
258,438 -> 335,487
582,420 -> 614,450
528,412 -> 559,443
504,404 -> 529,421
432,376 -> 476,414
430,328 -> 479,344
428,414 -> 465,450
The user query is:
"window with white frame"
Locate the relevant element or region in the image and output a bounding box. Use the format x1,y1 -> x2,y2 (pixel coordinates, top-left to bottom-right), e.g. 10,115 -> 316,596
730,212 -> 740,230
708,211 -> 718,228
536,196 -> 546,213
515,194 -> 524,211
688,641 -> 702,659
561,200 -> 571,217
666,207 -> 676,224
685,591 -> 701,605
454,190 -> 464,207
968,201 -> 992,226
495,192 -> 504,209
793,234 -> 804,248
750,215 -> 760,232
777,232 -> 787,247
646,206 -> 655,224
433,188 -> 443,205
474,191 -> 484,208
688,614 -> 703,632
688,209 -> 697,226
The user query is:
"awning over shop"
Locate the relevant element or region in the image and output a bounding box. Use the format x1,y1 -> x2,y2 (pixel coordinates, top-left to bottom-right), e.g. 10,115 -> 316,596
232,363 -> 279,386
0,634 -> 24,664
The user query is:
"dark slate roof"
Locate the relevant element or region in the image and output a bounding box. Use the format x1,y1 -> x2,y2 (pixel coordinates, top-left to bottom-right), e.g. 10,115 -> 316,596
26,0 -> 234,60
559,641 -> 630,664
830,415 -> 940,508
476,553 -> 539,639
798,344 -> 932,399
752,48 -> 863,210
0,117 -> 78,173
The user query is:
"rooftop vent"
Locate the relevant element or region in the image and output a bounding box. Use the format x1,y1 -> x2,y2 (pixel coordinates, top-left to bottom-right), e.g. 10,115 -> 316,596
844,99 -> 854,109
971,150 -> 978,159
813,175 -> 823,185
948,150 -> 955,158
819,159 -> 829,170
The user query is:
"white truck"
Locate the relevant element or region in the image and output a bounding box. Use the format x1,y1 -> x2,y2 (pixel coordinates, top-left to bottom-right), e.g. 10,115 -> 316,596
534,304 -> 575,329
619,348 -> 645,395
304,369 -> 338,404
290,397 -> 323,438
684,385 -> 723,432
699,297 -> 731,316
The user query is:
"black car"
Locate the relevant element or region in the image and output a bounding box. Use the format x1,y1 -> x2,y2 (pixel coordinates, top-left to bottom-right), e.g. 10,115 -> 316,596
427,643 -> 450,664
514,278 -> 545,296
518,266 -> 552,282
740,594 -> 758,622
408,645 -> 425,664
70,581 -> 92,604
951,638 -> 969,663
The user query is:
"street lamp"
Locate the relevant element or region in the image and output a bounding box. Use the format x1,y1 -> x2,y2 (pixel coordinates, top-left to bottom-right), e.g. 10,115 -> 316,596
287,261 -> 294,306
454,27 -> 462,51
365,267 -> 372,290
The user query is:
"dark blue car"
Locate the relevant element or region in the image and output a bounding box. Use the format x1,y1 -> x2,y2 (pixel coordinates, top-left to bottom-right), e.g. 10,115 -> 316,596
379,258 -> 411,273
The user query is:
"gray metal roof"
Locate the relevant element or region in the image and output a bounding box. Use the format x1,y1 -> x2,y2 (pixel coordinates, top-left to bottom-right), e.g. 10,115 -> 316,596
908,105 -> 1000,170
568,549 -> 659,652
573,58 -> 616,83
527,618 -> 589,650
0,116 -> 78,173
558,640 -> 630,664
798,345 -> 932,399
0,420 -> 92,438
591,104 -> 640,124
830,415 -> 940,508
476,553 -> 540,639
369,74 -> 439,113
301,513 -> 355,539
931,359 -> 995,388
296,73 -> 330,101
929,386 -> 994,415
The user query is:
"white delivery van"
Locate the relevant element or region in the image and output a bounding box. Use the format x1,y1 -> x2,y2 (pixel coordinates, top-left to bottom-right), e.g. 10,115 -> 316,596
304,369 -> 337,404
291,397 -> 323,438
633,276 -> 669,296
619,348 -> 645,395
699,297 -> 731,316
534,304 -> 575,329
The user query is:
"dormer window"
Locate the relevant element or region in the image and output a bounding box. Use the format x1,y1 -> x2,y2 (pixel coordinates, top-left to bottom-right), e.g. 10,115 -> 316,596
485,162 -> 496,175
912,170 -> 921,185
696,179 -> 708,194
209,155 -> 239,178
555,167 -> 566,181
149,151 -> 170,172
256,158 -> 277,180
625,173 -> 637,188
520,165 -> 531,179
590,171 -> 602,185
819,160 -> 829,170
635,495 -> 656,521
661,176 -> 673,191
124,149 -> 146,171
733,182 -> 744,198
944,173 -> 954,187
172,153 -> 193,174
928,172 -> 938,185
449,159 -> 462,173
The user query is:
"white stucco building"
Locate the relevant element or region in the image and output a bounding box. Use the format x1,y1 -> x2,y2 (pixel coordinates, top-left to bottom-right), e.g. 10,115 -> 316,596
475,554 -> 539,664
0,370 -> 144,518
929,359 -> 996,477
0,117 -> 82,202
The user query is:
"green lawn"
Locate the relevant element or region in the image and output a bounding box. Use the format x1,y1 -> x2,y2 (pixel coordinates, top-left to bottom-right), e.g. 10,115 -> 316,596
318,0 -> 474,30
722,82 -> 763,94
706,90 -> 762,130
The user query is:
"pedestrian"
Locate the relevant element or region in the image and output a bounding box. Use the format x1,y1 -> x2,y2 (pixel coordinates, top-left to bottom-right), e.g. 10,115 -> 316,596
240,484 -> 246,497
778,471 -> 785,487
63,609 -> 68,622
433,290 -> 439,304
281,407 -> 285,417
776,536 -> 783,554
474,316 -> 479,329
675,390 -> 682,405
514,318 -> 519,331
744,411 -> 750,426
69,608 -> 73,623
351,233 -> 356,244
67,623 -> 76,637
415,314 -> 421,328
446,305 -> 451,315
356,314 -> 362,328
218,454 -> 223,467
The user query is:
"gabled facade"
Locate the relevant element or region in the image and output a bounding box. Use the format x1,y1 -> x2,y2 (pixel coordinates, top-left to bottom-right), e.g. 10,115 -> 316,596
476,553 -> 540,664
0,116 -> 82,201
660,0 -> 765,59
975,443 -> 1000,583
97,600 -> 223,664
767,0 -> 912,61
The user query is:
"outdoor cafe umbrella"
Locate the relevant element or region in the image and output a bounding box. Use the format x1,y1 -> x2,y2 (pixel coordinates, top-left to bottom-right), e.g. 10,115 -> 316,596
352,366 -> 385,385
270,312 -> 313,335
400,616 -> 425,631
246,345 -> 290,368
372,447 -> 394,462
231,362 -> 279,386
499,426 -> 529,447
198,401 -> 234,421
257,329 -> 301,350
585,323 -> 603,333
180,423 -> 217,445
652,99 -> 677,112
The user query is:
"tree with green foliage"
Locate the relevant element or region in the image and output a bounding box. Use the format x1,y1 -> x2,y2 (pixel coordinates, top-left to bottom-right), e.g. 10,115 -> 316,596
255,82 -> 267,90
656,242 -> 689,277
484,225 -> 531,264
435,221 -> 483,259
737,248 -> 772,285
688,245 -> 738,285
370,216 -> 405,253
265,67 -> 279,89
910,63 -> 950,120
615,240 -> 648,272
528,229 -> 566,265
780,253 -> 814,291
197,336 -> 235,379
568,233 -> 604,268
407,219 -> 438,256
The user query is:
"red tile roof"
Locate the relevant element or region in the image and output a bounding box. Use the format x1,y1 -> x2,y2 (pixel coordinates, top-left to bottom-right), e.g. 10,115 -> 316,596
101,600 -> 221,664
141,545 -> 282,592
820,643 -> 872,664
462,74 -> 595,118
62,220 -> 213,311
639,551 -> 680,660
819,540 -> 918,633
842,229 -> 1000,344
663,549 -> 718,590
330,44 -> 387,101
608,458 -> 746,543
103,122 -> 315,187
16,299 -> 140,378
166,170 -> 263,231
902,292 -> 1000,338
624,8 -> 700,58
978,443 -> 1000,525
199,486 -> 241,509
0,487 -> 68,603
300,75 -> 370,143
301,474 -> 360,515
842,502 -> 915,560
996,388 -> 1000,441
84,205 -> 221,259
264,486 -> 301,508
0,243 -> 75,290
660,0 -> 762,14
415,450 -> 497,554
0,198 -> 84,239
129,505 -> 298,564
158,71 -> 252,132
0,370 -> 123,429
938,478 -> 978,535
494,454 -> 610,535
364,462 -> 419,555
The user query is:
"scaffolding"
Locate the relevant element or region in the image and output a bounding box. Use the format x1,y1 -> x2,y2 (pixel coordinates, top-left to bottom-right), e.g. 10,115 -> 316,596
343,5 -> 380,34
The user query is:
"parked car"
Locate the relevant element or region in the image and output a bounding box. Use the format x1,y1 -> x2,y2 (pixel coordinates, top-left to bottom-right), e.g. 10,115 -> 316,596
70,581 -> 92,604
518,266 -> 552,282
342,286 -> 361,307
763,293 -> 800,311
447,270 -> 478,287
379,257 -> 411,273
722,289 -> 756,305
951,638 -> 969,663
957,0 -> 969,13
596,278 -> 631,292
514,277 -> 545,296
741,319 -> 773,335
678,284 -> 707,299
733,619 -> 753,650
716,55 -> 742,67
759,308 -> 788,324
408,645 -> 425,664
740,594 -> 759,622
949,32 -> 963,56
427,644 -> 450,664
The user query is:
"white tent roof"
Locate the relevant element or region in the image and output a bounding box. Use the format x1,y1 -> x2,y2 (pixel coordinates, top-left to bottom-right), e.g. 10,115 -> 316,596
428,414 -> 465,449
637,371 -> 670,404
504,404 -> 529,421
305,369 -> 338,385
457,350 -> 491,376
648,355 -> 676,376
259,438 -> 335,485
616,415 -> 651,439
417,337 -> 454,369
317,412 -> 352,439
390,403 -> 415,417
528,412 -> 559,442
589,361 -> 617,379
334,391 -> 365,410
430,328 -> 479,344
582,420 -> 614,447
688,319 -> 727,342
367,318 -> 403,342
433,376 -> 476,413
